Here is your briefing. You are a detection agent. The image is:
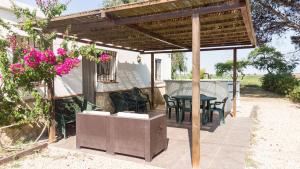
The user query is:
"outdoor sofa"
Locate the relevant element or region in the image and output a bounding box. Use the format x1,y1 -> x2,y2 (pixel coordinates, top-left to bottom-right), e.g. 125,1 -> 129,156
109,87 -> 150,113
76,111 -> 168,161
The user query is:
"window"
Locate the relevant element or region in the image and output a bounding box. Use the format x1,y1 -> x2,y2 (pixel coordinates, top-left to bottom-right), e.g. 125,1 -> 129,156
155,59 -> 162,81
97,51 -> 117,83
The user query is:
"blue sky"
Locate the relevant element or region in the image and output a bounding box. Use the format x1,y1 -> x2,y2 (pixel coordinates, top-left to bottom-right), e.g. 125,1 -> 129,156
18,0 -> 300,74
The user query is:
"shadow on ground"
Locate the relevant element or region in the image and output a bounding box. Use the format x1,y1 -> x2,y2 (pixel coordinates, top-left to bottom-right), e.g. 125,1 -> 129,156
241,86 -> 284,98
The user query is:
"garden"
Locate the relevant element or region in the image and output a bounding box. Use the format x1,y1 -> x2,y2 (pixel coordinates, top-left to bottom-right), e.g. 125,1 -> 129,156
0,0 -> 113,161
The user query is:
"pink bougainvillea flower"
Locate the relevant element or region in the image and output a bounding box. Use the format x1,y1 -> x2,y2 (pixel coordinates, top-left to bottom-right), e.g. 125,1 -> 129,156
23,49 -> 29,54
9,63 -> 25,74
55,58 -> 80,76
41,49 -> 56,64
57,48 -> 67,56
24,49 -> 41,68
99,53 -> 111,62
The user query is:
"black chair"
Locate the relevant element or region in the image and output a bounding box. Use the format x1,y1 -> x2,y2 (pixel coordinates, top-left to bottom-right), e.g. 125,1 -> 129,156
55,96 -> 102,139
131,87 -> 149,112
210,97 -> 228,124
163,94 -> 179,121
109,92 -> 135,113
179,99 -> 192,123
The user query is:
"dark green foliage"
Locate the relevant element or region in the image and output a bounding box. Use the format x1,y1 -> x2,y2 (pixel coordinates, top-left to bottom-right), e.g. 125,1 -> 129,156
215,60 -> 249,79
251,0 -> 300,48
248,45 -> 299,74
289,86 -> 300,102
261,73 -> 299,95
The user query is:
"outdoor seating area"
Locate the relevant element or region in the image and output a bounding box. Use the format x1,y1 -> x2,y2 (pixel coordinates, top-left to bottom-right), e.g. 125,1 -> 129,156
45,0 -> 256,167
109,87 -> 151,113
163,94 -> 228,125
2,0 -> 300,168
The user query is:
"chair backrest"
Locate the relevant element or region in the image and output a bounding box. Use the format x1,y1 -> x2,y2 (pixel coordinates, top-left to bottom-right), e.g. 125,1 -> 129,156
163,94 -> 173,107
131,87 -> 142,96
109,92 -> 128,112
221,97 -> 229,111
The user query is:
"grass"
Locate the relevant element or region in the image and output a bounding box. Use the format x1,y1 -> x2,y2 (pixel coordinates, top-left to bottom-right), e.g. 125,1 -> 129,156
240,75 -> 262,88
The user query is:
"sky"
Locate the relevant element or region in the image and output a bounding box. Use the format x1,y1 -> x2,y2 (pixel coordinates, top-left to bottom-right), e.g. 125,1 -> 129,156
18,0 -> 300,74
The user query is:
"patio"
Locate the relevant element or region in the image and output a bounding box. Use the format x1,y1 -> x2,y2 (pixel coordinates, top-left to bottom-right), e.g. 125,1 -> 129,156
47,0 -> 256,168
51,106 -> 251,169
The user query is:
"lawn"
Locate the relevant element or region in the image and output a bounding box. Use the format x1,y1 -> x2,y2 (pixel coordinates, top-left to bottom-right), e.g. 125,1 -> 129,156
240,75 -> 262,88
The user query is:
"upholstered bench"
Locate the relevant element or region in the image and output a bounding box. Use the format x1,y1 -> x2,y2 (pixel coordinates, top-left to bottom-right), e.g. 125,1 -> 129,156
76,111 -> 111,151
76,111 -> 168,162
108,112 -> 167,161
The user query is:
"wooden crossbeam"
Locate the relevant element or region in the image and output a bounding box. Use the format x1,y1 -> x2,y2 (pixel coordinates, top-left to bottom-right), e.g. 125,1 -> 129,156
240,1 -> 257,46
125,24 -> 189,49
141,45 -> 255,54
106,0 -> 245,25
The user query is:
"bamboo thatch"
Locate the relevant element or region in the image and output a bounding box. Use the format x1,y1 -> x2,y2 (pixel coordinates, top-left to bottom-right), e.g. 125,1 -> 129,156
48,0 -> 256,52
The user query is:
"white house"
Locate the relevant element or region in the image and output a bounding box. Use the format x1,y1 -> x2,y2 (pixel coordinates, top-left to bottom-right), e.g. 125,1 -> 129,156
0,0 -> 172,111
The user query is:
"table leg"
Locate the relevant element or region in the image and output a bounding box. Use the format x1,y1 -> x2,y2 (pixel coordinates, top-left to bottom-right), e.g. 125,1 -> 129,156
207,101 -> 212,122
201,100 -> 206,125
176,99 -> 180,122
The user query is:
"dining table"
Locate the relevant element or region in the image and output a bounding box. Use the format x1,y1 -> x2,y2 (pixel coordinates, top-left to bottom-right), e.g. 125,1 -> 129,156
172,94 -> 217,124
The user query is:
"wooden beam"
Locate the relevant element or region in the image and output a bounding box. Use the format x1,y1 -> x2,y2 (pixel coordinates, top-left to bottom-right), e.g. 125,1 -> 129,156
141,45 -> 255,54
240,5 -> 257,46
191,13 -> 201,169
109,0 -> 245,25
151,53 -> 155,109
57,34 -> 143,53
232,48 -> 237,118
126,24 -> 189,49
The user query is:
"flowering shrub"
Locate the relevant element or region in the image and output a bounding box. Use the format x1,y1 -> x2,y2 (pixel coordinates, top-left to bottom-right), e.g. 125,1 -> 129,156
99,53 -> 111,62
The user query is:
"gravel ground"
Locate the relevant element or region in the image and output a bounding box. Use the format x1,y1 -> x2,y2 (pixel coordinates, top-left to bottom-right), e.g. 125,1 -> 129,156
244,96 -> 300,169
0,148 -> 163,169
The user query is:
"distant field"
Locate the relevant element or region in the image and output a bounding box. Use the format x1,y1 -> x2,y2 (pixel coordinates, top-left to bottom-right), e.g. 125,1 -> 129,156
240,75 -> 262,88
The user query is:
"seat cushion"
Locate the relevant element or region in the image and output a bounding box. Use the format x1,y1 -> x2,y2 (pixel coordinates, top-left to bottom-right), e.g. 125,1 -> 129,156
82,111 -> 111,116
117,112 -> 149,119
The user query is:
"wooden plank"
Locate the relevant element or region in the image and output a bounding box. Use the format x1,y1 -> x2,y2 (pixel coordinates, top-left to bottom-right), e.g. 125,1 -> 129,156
192,13 -> 201,169
82,57 -> 96,104
232,48 -> 237,118
240,5 -> 256,46
110,0 -> 245,25
126,24 -> 189,49
141,45 -> 255,54
151,53 -> 155,109
0,143 -> 48,165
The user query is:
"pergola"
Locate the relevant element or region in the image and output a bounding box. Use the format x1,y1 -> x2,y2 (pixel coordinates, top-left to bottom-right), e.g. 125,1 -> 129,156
48,0 -> 256,168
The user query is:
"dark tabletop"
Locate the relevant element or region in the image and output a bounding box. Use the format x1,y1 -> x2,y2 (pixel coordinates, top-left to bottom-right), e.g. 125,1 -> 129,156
172,94 -> 217,102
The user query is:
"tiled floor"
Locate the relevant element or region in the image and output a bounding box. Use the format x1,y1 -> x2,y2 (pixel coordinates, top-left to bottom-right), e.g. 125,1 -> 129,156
51,108 -> 251,169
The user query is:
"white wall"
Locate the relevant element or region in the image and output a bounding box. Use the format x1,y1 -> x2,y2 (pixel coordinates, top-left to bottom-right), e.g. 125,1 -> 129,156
0,2 -> 172,98
53,39 -> 172,97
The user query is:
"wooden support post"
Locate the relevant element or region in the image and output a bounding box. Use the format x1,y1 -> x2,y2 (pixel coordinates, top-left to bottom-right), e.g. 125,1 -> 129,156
82,57 -> 96,104
48,79 -> 56,143
151,53 -> 155,109
192,13 -> 201,169
232,48 -> 237,118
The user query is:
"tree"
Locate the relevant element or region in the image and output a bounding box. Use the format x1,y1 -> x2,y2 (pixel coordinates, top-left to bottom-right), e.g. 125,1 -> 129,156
251,0 -> 300,47
171,52 -> 186,79
248,45 -> 298,74
215,60 -> 249,79
102,0 -> 142,7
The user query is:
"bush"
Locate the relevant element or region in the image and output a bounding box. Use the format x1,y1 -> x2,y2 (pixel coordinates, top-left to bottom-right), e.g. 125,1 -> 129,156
261,73 -> 299,95
289,86 -> 300,102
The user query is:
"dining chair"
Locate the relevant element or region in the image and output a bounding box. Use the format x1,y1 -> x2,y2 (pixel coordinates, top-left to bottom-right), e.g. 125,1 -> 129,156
179,99 -> 192,123
163,94 -> 179,121
210,97 -> 228,124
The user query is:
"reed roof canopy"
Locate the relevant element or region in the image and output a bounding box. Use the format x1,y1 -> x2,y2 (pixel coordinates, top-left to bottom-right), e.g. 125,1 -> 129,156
48,0 -> 256,53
